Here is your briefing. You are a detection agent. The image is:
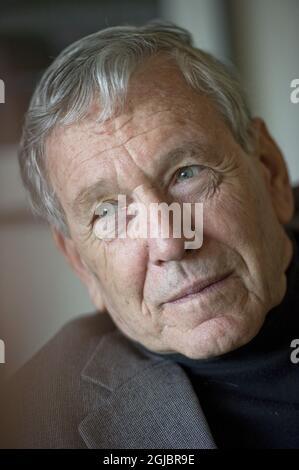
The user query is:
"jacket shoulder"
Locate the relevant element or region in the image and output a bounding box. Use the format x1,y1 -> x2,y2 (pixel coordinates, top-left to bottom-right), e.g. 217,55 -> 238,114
0,312 -> 115,448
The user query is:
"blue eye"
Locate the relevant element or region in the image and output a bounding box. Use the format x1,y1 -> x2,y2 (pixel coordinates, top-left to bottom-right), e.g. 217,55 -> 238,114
175,165 -> 202,183
94,201 -> 118,219
93,201 -> 119,239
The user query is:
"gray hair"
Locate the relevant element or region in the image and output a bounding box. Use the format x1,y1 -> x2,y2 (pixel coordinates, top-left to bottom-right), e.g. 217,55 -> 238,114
19,21 -> 252,236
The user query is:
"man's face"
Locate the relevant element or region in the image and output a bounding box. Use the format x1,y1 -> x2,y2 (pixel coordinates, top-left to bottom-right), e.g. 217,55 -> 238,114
47,58 -> 293,358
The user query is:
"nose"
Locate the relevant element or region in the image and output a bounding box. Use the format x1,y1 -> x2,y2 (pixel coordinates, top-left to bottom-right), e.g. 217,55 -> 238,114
147,235 -> 187,265
133,184 -> 189,265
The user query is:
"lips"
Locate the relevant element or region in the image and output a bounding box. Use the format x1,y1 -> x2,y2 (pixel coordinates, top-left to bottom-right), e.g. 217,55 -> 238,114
165,271 -> 233,304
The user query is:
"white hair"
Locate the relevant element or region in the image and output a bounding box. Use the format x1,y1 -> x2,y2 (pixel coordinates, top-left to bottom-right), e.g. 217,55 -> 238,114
18,21 -> 252,235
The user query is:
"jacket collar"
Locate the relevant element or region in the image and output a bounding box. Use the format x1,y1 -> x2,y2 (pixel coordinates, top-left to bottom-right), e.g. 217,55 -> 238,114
79,328 -> 216,449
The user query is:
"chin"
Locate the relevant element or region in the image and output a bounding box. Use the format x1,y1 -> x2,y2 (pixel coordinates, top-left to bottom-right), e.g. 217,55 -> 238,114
171,311 -> 266,359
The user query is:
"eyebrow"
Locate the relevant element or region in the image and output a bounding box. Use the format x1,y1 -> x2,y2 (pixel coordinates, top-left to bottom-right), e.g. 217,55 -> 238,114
70,179 -> 114,221
70,141 -> 208,221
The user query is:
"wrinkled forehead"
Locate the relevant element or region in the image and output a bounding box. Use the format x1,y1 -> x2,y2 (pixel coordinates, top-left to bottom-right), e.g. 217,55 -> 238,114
45,59 -> 229,206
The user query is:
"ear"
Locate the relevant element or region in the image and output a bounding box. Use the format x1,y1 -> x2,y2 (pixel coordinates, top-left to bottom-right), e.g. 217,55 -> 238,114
51,227 -> 106,312
250,117 -> 295,225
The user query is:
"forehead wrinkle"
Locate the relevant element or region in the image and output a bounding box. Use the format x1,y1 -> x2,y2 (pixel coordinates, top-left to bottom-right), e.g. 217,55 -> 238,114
113,108 -> 186,145
68,145 -> 143,220
54,99 -> 200,193
67,121 -> 182,209
56,89 -> 221,221
111,107 -> 177,135
66,118 -> 172,177
70,138 -> 211,222
123,136 -> 210,182
81,103 -> 178,140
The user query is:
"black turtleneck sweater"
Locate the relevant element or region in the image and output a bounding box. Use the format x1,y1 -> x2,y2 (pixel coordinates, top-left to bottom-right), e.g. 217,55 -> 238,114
139,229 -> 299,449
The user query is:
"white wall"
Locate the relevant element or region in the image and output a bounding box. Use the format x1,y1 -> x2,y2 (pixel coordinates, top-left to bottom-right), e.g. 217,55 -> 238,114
230,0 -> 299,184
160,0 -> 232,61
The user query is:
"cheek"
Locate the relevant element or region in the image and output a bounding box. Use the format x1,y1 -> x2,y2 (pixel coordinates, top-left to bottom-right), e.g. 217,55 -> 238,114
202,167 -> 285,302
203,178 -> 257,247
91,239 -> 149,309
202,171 -> 263,270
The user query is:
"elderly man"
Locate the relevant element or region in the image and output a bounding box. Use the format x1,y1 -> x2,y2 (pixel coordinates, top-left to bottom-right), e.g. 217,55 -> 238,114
1,21 -> 299,449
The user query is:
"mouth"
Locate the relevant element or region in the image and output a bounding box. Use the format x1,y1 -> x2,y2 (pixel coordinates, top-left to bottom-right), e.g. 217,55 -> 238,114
164,271 -> 233,305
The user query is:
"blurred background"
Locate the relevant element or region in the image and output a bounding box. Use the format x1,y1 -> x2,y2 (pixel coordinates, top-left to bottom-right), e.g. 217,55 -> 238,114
0,0 -> 298,377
